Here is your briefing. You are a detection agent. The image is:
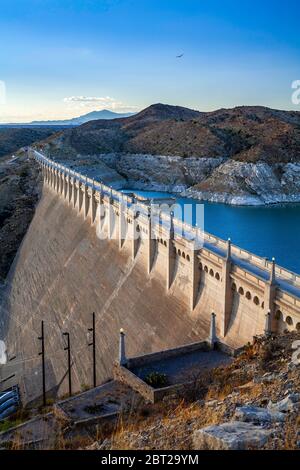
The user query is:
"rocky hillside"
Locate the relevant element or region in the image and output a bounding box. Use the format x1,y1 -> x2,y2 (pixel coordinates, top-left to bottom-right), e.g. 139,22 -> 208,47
37,103 -> 300,205
0,151 -> 42,282
0,127 -> 60,159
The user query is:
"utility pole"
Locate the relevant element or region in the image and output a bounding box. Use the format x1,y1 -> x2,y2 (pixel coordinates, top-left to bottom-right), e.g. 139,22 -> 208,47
38,321 -> 46,406
88,312 -> 96,388
63,332 -> 72,397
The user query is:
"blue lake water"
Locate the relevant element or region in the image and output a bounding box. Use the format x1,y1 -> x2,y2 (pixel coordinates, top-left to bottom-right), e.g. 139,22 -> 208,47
123,190 -> 300,274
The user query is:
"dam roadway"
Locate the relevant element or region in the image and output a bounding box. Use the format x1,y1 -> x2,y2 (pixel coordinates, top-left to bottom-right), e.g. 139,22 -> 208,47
0,148 -> 299,403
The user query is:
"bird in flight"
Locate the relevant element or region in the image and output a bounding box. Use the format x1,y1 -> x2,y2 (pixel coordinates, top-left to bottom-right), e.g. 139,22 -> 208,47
176,53 -> 184,58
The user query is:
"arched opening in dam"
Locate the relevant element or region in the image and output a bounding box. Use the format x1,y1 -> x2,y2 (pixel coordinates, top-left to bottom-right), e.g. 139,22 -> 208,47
123,190 -> 300,275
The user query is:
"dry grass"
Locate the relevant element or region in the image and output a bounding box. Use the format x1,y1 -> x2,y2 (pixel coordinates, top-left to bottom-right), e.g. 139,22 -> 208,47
0,408 -> 31,434
108,399 -> 227,450
8,432 -> 25,450
277,416 -> 300,450
54,432 -> 94,450
106,394 -> 226,450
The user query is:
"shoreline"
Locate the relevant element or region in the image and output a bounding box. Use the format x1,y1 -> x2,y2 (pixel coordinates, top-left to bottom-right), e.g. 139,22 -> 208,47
122,183 -> 300,207
182,190 -> 300,207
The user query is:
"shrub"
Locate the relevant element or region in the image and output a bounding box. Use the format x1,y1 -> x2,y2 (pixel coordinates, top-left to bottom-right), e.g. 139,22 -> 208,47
19,168 -> 29,178
84,404 -> 104,414
144,372 -> 168,388
258,340 -> 278,369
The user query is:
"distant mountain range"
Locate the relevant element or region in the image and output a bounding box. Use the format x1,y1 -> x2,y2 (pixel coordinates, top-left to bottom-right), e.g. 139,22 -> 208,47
1,109 -> 136,127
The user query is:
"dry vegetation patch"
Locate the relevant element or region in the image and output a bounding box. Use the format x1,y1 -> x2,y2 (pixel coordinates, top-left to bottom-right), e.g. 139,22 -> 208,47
89,332 -> 300,450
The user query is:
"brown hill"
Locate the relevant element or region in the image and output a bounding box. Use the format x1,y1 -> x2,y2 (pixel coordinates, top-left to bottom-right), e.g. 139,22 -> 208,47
43,103 -> 300,164
198,106 -> 300,163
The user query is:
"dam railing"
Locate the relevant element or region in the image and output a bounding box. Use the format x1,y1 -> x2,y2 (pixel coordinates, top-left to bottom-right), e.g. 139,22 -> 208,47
31,148 -> 300,289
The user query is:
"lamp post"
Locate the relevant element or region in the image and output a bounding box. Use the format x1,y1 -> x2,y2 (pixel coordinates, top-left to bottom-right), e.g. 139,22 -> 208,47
119,329 -> 127,366
88,313 -> 97,388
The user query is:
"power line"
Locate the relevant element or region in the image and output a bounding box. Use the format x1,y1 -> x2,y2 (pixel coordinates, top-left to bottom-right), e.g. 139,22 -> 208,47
38,321 -> 46,406
88,312 -> 96,388
62,331 -> 72,397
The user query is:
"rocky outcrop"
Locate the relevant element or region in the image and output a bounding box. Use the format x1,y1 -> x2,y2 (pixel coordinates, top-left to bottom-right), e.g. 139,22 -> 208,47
38,148 -> 300,205
268,393 -> 300,413
234,405 -> 285,424
99,153 -> 224,192
193,421 -> 273,450
186,160 -> 300,205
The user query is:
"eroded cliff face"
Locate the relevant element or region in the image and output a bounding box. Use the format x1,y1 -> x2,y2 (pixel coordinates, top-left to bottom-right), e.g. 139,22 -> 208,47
99,153 -> 225,192
98,154 -> 300,204
187,160 -> 300,205
39,148 -> 300,205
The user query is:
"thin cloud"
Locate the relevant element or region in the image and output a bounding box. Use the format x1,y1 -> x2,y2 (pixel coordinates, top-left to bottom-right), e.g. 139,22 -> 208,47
63,95 -> 138,111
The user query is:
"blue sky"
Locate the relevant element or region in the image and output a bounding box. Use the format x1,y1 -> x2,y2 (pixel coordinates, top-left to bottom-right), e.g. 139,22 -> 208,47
0,0 -> 299,122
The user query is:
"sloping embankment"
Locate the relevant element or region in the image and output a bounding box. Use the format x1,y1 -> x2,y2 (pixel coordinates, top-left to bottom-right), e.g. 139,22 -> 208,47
0,187 -> 211,403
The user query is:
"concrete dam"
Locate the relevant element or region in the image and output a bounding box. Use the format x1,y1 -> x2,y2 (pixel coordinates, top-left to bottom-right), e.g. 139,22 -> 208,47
1,149 -> 300,404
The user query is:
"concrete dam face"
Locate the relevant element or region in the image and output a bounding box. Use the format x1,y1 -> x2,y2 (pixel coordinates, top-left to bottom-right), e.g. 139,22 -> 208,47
1,150 -> 300,404
0,188 -> 212,402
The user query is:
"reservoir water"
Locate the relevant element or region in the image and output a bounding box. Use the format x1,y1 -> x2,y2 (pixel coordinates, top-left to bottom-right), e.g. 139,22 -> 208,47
123,190 -> 300,275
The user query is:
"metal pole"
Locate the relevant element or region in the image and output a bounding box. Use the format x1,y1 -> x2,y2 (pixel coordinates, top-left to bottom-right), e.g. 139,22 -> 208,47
38,321 -> 46,406
88,313 -> 96,388
63,332 -> 72,397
